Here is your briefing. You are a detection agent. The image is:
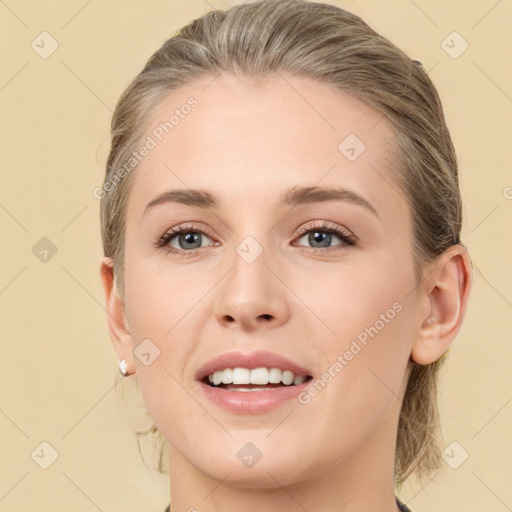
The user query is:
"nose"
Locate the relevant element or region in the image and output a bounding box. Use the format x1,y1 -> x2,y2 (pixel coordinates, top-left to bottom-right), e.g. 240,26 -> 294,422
213,242 -> 290,332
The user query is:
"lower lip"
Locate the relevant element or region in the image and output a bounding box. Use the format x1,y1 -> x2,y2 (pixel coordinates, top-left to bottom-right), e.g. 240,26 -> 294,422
195,380 -> 312,414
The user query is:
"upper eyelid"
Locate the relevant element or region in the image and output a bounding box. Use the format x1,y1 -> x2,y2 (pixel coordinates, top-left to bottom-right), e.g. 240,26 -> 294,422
161,221 -> 351,238
296,220 -> 354,236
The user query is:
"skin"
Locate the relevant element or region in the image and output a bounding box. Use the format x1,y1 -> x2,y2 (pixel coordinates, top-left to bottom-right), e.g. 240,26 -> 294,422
100,73 -> 472,512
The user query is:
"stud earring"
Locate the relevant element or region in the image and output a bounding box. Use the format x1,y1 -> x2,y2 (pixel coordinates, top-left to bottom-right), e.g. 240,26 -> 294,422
119,359 -> 128,376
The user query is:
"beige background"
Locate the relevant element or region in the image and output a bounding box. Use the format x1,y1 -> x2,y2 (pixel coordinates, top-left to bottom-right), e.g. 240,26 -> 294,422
1,0 -> 511,511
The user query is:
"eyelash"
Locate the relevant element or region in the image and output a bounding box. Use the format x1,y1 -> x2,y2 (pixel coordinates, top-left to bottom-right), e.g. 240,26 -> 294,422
155,221 -> 357,256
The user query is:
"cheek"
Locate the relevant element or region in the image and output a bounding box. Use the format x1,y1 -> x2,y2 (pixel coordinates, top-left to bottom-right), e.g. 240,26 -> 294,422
292,303 -> 413,467
295,251 -> 411,351
122,259 -> 201,424
124,249 -> 205,340
299,257 -> 413,417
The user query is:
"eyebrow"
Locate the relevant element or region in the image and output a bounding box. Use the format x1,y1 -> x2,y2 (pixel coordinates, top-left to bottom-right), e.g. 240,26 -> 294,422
144,185 -> 379,218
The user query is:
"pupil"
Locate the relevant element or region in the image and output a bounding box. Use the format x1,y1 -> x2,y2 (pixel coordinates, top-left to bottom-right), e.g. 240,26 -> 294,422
181,232 -> 201,249
310,231 -> 330,248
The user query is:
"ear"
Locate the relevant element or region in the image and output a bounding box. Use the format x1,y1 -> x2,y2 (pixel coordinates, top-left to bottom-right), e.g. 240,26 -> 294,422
100,256 -> 134,375
411,244 -> 472,365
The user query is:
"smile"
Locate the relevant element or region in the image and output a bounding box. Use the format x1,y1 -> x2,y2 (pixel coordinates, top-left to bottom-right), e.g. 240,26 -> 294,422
205,367 -> 309,389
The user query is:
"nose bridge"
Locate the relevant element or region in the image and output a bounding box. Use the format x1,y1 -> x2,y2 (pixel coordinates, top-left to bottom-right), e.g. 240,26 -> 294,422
213,220 -> 289,330
227,228 -> 273,302
229,210 -> 274,272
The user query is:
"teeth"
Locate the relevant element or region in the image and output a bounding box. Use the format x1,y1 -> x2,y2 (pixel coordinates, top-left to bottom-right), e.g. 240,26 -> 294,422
232,367 -> 250,384
282,370 -> 294,385
268,367 -> 282,383
293,374 -> 306,385
205,367 -> 309,387
222,368 -> 233,384
250,367 -> 268,385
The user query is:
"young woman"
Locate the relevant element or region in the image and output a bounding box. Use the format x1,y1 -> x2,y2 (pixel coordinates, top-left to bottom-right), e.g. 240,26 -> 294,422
99,1 -> 472,510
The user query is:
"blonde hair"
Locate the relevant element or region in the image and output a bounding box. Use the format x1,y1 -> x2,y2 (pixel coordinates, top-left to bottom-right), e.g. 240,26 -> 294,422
101,0 -> 463,489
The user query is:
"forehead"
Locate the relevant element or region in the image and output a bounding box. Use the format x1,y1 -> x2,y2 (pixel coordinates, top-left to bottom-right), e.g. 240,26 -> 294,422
126,73 -> 404,221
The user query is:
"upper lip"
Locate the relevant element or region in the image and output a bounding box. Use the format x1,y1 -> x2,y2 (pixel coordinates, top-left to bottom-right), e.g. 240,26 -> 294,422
195,350 -> 312,382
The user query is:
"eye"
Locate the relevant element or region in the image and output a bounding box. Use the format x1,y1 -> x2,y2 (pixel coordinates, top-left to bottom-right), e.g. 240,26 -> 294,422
293,221 -> 356,251
155,223 -> 216,255
155,221 -> 357,256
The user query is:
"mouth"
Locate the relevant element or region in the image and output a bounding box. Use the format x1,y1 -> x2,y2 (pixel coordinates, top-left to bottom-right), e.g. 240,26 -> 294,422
201,367 -> 313,391
194,350 -> 314,414
195,349 -> 313,389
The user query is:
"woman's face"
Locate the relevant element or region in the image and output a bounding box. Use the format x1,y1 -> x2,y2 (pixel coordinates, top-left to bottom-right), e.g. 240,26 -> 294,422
120,73 -> 427,486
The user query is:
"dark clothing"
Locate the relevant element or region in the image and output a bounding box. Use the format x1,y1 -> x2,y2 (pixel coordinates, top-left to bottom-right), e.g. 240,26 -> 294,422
164,496 -> 413,511
397,496 -> 413,512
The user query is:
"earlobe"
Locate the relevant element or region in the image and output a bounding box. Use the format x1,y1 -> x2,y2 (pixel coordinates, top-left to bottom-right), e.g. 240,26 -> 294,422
411,245 -> 472,365
100,256 -> 135,374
